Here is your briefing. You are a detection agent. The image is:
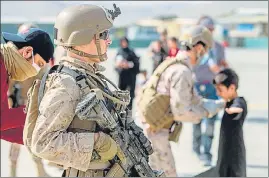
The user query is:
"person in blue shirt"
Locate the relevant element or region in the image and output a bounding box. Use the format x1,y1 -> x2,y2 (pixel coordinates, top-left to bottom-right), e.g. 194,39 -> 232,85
192,16 -> 229,166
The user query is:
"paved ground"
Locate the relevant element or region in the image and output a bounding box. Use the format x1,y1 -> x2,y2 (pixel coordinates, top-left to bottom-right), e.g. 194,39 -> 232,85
173,119 -> 268,177
1,48 -> 268,177
1,118 -> 268,177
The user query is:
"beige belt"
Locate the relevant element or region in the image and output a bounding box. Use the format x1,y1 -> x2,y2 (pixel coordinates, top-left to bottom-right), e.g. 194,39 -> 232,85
64,162 -> 111,177
88,161 -> 111,170
63,161 -> 110,171
64,161 -> 111,170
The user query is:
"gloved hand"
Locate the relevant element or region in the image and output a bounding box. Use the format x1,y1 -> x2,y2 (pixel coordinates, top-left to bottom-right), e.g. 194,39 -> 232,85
116,145 -> 127,165
94,132 -> 118,161
202,98 -> 226,118
94,132 -> 126,163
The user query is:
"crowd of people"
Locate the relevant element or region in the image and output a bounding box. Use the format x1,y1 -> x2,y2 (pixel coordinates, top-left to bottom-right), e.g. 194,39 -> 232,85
1,3 -> 247,177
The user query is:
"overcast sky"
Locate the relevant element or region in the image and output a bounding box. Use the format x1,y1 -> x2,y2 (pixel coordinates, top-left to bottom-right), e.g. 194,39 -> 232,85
1,1 -> 268,26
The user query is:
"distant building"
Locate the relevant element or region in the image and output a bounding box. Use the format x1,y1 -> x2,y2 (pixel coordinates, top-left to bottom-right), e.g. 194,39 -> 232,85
126,25 -> 160,41
136,17 -> 196,39
218,8 -> 268,48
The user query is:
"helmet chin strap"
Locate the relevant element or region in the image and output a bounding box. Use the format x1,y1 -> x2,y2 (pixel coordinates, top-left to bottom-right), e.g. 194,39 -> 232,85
94,34 -> 108,62
64,34 -> 107,62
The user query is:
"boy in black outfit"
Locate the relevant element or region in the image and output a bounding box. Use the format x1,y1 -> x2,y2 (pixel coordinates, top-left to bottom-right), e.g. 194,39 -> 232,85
196,68 -> 248,177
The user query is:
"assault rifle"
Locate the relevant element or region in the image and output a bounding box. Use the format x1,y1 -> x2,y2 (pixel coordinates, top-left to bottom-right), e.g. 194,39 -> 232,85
75,91 -> 165,177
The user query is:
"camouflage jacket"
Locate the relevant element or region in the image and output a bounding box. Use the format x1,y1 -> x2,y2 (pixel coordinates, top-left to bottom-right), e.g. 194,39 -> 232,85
156,53 -> 208,123
31,56 -> 110,172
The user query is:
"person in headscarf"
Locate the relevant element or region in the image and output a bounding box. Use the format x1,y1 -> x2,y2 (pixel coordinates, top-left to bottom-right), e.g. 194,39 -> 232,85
115,37 -> 140,109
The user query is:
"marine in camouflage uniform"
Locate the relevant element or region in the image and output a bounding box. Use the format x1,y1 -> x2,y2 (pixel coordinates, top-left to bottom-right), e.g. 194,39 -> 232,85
29,4 -> 134,177
138,26 -> 226,177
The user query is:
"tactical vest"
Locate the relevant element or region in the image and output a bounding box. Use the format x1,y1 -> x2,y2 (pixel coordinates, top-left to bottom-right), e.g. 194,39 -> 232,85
38,64 -> 129,132
40,65 -> 97,134
23,64 -> 130,177
137,56 -> 188,133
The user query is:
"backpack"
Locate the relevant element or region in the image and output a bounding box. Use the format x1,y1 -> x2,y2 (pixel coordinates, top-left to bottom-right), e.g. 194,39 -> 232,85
137,56 -> 188,133
23,65 -> 59,149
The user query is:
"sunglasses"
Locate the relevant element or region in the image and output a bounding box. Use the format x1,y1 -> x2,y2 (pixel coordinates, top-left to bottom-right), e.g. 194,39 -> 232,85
99,30 -> 110,40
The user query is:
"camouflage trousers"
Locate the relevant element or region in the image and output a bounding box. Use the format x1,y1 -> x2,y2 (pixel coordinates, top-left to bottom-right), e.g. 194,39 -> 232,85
143,126 -> 177,177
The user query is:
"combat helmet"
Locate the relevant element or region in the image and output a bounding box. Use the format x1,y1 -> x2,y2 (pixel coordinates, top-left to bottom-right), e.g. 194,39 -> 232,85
54,4 -> 121,61
180,25 -> 213,50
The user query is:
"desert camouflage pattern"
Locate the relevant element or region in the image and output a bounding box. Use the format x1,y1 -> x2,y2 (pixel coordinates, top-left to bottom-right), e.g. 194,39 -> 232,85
138,54 -> 208,132
31,57 -> 111,173
143,127 -> 177,177
156,55 -> 208,122
138,54 -> 209,177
